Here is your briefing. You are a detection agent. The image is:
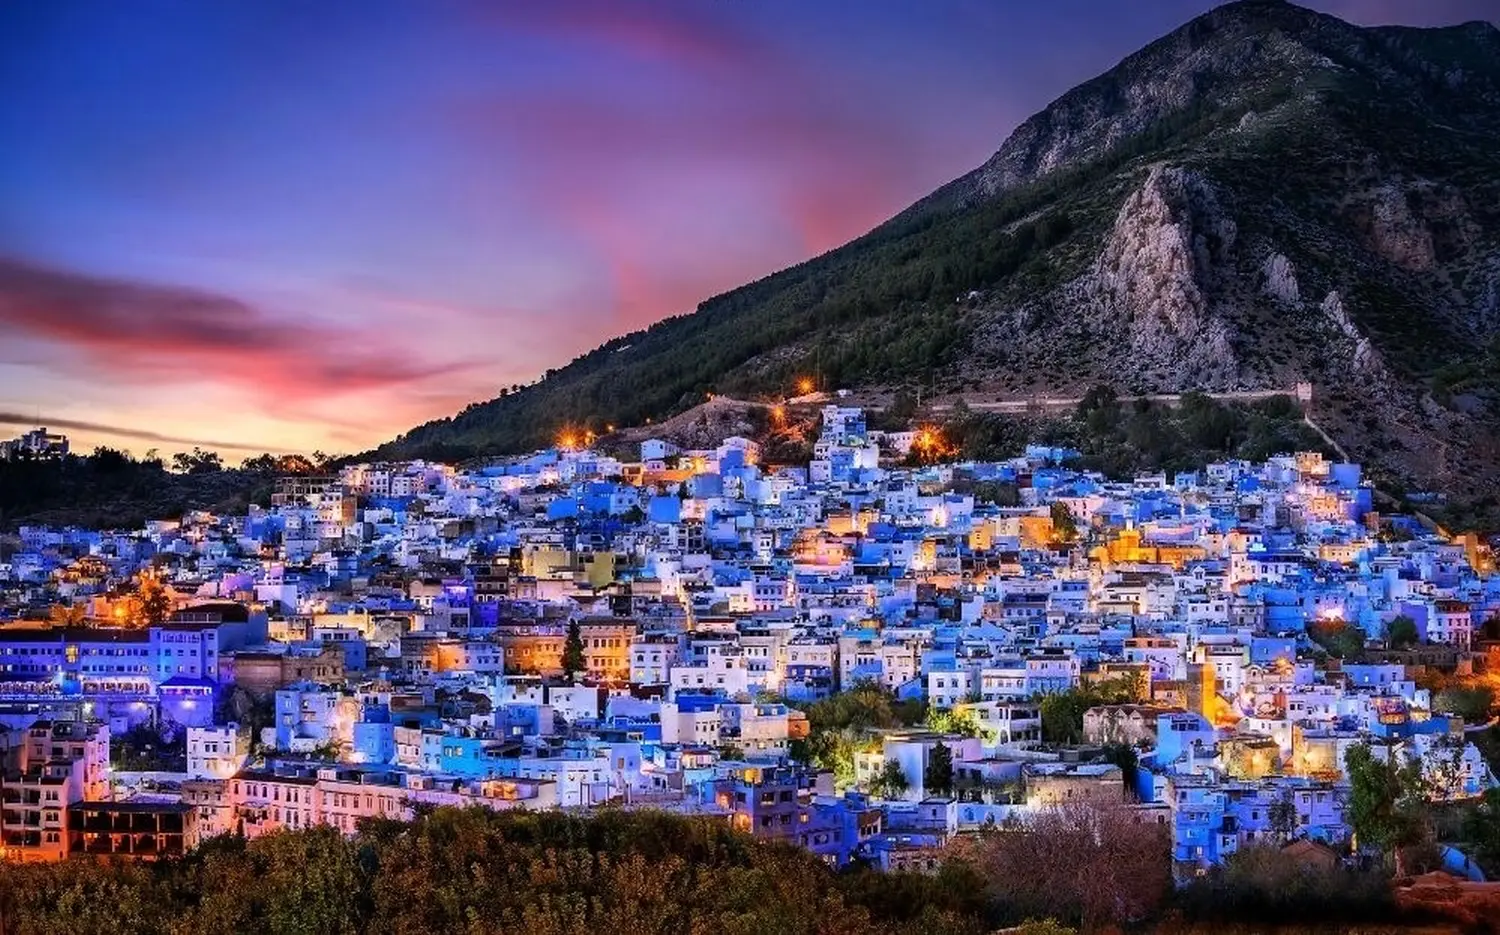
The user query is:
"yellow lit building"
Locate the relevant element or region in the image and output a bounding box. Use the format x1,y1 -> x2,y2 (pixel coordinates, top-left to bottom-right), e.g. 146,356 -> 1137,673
1089,527 -> 1206,569
578,619 -> 637,683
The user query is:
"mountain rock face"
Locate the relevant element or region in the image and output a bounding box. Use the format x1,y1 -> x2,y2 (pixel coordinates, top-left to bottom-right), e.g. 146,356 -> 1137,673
1088,164 -> 1240,385
381,0 -> 1500,513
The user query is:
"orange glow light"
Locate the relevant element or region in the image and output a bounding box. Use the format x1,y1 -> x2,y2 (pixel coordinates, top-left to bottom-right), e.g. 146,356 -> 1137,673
797,378 -> 814,395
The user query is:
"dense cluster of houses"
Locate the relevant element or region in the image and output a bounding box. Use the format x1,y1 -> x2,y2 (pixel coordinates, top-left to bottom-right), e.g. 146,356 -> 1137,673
1,405 -> 1496,873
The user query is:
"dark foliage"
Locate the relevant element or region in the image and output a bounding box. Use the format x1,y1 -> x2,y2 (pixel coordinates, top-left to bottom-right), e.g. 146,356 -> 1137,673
0,807 -> 997,935
0,450 -> 271,531
1172,846 -> 1400,927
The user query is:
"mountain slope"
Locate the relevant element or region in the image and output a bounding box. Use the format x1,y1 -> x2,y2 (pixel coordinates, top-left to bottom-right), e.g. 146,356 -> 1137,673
378,0 -> 1500,506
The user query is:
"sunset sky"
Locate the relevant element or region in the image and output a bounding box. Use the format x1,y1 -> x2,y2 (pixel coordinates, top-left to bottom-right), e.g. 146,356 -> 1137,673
2,0 -> 1494,459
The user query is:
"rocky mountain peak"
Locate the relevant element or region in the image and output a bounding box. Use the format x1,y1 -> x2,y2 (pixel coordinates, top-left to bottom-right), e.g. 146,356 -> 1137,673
382,1 -> 1500,521
956,1 -> 1353,202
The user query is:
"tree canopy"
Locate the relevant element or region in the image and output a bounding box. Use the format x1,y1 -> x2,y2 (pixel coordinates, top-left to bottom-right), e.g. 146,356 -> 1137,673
561,620 -> 586,682
1344,742 -> 1432,872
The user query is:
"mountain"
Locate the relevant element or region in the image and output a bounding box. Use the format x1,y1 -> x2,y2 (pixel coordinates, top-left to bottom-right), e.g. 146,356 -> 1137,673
378,1 -> 1500,511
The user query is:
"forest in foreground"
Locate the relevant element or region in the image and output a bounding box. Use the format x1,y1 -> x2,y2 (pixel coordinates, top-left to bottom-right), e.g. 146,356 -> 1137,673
0,805 -> 1481,935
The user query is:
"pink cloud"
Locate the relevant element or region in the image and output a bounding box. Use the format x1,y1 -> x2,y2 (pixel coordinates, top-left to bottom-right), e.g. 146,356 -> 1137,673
0,256 -> 475,410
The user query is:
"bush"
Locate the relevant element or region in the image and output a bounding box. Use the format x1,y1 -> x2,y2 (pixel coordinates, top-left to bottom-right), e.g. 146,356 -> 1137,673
1173,845 -> 1396,925
955,801 -> 1172,930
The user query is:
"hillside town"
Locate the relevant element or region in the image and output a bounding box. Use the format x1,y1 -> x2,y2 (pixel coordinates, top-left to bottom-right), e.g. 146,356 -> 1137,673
0,404 -> 1496,879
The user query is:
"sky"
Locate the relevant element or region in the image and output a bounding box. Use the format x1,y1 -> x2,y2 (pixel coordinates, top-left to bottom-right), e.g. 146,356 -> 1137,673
2,0 -> 1495,458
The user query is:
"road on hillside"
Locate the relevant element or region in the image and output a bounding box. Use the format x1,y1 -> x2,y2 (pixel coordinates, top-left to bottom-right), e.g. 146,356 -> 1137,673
928,386 -> 1307,414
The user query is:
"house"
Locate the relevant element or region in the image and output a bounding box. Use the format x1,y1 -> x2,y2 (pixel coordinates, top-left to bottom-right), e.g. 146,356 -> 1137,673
187,723 -> 248,780
1083,704 -> 1174,747
66,801 -> 198,859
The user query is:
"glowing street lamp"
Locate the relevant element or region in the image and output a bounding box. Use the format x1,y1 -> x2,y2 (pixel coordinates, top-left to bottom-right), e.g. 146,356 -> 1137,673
797,378 -> 814,395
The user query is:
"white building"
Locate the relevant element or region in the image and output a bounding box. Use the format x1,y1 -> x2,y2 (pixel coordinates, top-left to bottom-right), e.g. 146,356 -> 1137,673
187,723 -> 249,780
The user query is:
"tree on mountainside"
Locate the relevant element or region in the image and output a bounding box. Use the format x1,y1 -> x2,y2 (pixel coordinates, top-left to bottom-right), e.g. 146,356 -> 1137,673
171,448 -> 222,474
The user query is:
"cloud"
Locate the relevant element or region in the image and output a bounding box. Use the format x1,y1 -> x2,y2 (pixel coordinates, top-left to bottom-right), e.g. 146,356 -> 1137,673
0,256 -> 474,408
0,412 -> 276,452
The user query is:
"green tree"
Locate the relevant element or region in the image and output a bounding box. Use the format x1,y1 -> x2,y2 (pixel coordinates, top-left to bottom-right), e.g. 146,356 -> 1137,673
171,446 -> 223,474
1387,614 -> 1420,649
926,706 -> 982,738
1099,743 -> 1139,798
872,758 -> 910,800
1076,384 -> 1120,430
1049,501 -> 1079,543
1308,619 -> 1366,660
1432,685 -> 1496,724
1038,677 -> 1139,745
1345,742 -> 1431,874
561,619 -> 586,682
241,453 -> 280,474
886,388 -> 917,425
1461,787 -> 1500,875
136,574 -> 173,628
925,741 -> 954,796
971,480 -> 1020,507
1268,789 -> 1299,843
786,683 -> 925,789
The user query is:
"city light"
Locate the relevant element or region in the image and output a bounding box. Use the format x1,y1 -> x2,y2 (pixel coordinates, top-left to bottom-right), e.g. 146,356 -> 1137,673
797,378 -> 814,395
